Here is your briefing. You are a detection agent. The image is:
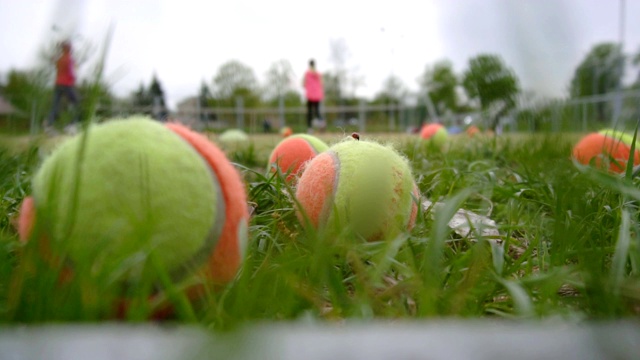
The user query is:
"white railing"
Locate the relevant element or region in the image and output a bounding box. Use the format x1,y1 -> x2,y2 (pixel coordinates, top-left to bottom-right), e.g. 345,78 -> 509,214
102,90 -> 640,134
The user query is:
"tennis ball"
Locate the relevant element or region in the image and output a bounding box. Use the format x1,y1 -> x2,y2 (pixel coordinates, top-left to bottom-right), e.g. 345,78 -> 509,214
295,138 -> 420,241
268,134 -> 328,182
466,125 -> 480,137
599,128 -> 639,147
420,123 -> 448,148
18,117 -> 249,286
573,129 -> 640,173
280,126 -> 293,138
218,129 -> 249,150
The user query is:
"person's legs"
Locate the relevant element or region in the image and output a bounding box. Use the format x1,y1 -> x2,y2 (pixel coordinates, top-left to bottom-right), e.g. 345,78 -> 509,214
311,101 -> 320,121
307,100 -> 314,129
62,86 -> 80,124
47,86 -> 64,127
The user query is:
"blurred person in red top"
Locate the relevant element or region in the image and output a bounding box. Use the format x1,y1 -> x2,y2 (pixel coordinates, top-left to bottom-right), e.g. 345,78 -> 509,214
47,40 -> 80,132
303,59 -> 324,133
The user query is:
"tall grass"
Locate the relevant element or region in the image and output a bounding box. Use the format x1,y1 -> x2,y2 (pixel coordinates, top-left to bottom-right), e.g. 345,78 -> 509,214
0,130 -> 639,327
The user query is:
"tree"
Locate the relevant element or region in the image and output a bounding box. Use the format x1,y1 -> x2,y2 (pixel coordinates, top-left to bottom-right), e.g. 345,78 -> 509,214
263,61 -> 301,127
322,72 -> 341,107
0,69 -> 51,122
418,60 -> 459,115
462,54 -> 520,130
263,59 -> 297,103
198,80 -> 214,121
570,43 -> 624,97
373,74 -> 407,104
130,75 -> 167,120
1,70 -> 41,115
212,60 -> 260,108
148,74 -> 168,120
326,38 -> 364,117
132,82 -> 151,112
369,75 -> 408,131
261,90 -> 300,108
328,39 -> 349,101
76,79 -> 114,120
569,43 -> 624,122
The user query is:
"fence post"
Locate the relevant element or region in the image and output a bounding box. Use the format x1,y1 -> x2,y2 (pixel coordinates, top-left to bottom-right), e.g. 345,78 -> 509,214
388,101 -> 395,131
196,96 -> 201,122
30,101 -> 38,136
400,101 -> 406,131
235,96 -> 244,129
278,95 -> 285,128
529,112 -> 534,132
251,112 -> 257,134
582,102 -> 587,132
612,88 -> 623,129
358,99 -> 366,133
424,92 -> 438,122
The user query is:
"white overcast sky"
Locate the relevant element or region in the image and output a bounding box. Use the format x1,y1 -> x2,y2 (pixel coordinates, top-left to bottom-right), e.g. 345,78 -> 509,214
1,0 -> 639,109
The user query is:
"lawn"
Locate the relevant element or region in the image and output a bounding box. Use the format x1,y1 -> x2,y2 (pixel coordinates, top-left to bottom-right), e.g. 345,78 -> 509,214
1,126 -> 639,328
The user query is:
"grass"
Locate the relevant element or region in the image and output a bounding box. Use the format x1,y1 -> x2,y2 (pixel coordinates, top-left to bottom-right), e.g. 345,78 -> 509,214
1,129 -> 639,328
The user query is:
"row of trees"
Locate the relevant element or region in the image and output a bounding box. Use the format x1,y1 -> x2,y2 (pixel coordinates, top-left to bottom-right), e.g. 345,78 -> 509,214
194,41 -> 639,130
194,55 -> 520,128
1,40 -> 639,131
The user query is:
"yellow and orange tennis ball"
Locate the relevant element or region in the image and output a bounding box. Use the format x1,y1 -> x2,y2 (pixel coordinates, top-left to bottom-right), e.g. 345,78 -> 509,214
572,129 -> 640,173
420,123 -> 448,148
268,134 -> 328,182
466,125 -> 480,137
295,137 -> 419,241
18,117 -> 249,290
280,126 -> 293,138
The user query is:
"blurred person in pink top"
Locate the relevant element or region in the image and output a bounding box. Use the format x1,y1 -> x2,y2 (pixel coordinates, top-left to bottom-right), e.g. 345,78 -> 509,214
303,59 -> 324,132
46,40 -> 80,133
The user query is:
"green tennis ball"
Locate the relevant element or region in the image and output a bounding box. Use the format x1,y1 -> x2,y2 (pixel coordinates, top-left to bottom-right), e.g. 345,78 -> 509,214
218,129 -> 249,149
295,138 -> 420,241
268,134 -> 329,182
25,117 -> 248,284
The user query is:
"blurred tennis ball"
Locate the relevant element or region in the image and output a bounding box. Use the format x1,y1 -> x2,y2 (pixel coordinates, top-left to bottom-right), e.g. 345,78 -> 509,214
295,137 -> 419,241
18,117 -> 249,309
280,126 -> 293,138
420,123 -> 448,148
268,134 -> 328,183
218,129 -> 250,150
572,129 -> 640,173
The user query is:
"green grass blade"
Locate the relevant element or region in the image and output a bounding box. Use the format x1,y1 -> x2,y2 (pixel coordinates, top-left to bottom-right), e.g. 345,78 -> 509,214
490,240 -> 505,276
624,117 -> 640,180
419,188 -> 473,315
498,278 -> 534,318
610,207 -> 631,297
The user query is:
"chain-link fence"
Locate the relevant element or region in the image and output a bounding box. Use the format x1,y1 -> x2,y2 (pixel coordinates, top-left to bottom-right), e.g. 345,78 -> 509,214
102,90 -> 640,135
505,90 -> 640,133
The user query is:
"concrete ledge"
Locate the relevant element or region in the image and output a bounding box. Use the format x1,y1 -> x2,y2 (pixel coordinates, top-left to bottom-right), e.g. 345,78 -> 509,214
1,321 -> 639,360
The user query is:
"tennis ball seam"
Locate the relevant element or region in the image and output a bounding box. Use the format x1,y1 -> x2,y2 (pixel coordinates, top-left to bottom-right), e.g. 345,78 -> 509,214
166,122 -> 249,283
167,128 -> 226,281
297,140 -> 418,241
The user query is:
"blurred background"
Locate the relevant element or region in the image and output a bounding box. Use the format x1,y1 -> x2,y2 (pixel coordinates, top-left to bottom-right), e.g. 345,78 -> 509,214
0,0 -> 639,134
